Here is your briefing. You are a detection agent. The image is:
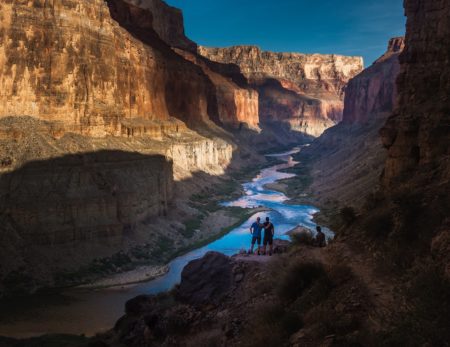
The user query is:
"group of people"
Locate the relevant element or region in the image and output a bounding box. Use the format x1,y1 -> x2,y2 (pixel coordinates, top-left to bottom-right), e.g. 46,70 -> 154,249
249,217 -> 275,256
248,217 -> 326,255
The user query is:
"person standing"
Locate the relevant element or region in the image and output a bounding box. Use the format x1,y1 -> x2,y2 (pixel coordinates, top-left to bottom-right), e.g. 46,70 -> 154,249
315,226 -> 326,247
262,217 -> 275,256
249,217 -> 263,255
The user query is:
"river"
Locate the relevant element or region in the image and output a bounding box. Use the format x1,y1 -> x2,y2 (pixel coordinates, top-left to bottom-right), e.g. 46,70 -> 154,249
0,148 -> 333,338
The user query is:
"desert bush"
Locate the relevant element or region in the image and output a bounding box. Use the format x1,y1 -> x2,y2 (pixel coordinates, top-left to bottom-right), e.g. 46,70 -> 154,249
290,230 -> 313,246
340,206 -> 357,226
276,261 -> 328,302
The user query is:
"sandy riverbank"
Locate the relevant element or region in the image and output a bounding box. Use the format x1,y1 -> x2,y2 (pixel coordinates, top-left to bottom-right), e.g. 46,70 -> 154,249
77,264 -> 169,289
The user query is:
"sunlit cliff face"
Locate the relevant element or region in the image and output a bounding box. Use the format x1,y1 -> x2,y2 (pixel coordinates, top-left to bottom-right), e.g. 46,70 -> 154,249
198,45 -> 364,137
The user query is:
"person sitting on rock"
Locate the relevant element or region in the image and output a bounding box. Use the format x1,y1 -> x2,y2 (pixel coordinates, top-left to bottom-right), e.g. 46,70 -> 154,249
314,226 -> 326,247
249,217 -> 263,255
262,217 -> 275,256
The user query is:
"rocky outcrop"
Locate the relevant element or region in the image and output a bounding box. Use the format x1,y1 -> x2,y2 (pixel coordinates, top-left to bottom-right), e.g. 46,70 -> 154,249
343,37 -> 404,124
177,252 -> 234,305
175,49 -> 260,131
297,39 -> 404,208
198,46 -> 364,137
122,0 -> 196,51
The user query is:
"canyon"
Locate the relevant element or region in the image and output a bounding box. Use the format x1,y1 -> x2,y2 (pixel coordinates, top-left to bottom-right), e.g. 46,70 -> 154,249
89,0 -> 450,345
0,0 -> 364,296
0,0 -> 448,345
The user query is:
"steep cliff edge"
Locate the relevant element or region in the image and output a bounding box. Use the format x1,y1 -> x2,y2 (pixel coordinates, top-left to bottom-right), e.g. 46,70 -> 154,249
378,0 -> 450,278
294,38 -> 403,208
198,46 -> 364,137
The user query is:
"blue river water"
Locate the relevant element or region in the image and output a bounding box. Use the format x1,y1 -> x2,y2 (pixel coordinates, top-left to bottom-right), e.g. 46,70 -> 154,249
0,148 -> 333,338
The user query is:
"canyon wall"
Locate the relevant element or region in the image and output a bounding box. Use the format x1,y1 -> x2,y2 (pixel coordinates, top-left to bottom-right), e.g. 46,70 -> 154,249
379,0 -> 450,276
175,49 -> 260,131
0,0 -> 218,136
343,37 -> 404,124
380,0 -> 449,186
198,45 -> 364,137
301,39 -> 404,207
0,0 -> 236,295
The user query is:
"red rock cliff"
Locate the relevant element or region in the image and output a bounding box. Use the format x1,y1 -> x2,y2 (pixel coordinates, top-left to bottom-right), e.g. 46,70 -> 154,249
343,37 -> 404,124
0,0 -> 218,137
198,46 -> 363,137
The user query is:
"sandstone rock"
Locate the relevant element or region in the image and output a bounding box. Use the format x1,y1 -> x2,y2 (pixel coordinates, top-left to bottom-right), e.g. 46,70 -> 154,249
175,49 -> 260,131
198,45 -> 364,137
177,251 -> 233,306
0,0 -> 218,136
343,38 -> 404,124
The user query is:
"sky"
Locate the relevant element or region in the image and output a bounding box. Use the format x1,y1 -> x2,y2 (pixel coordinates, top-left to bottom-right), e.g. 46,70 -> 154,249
165,0 -> 406,67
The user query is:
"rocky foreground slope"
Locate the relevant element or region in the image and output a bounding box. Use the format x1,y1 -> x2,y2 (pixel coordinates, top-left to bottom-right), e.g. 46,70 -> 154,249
198,46 -> 363,137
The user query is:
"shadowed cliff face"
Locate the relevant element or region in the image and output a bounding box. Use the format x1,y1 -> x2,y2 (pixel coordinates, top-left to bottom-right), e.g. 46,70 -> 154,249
0,149 -> 173,295
122,0 -> 196,51
381,0 -> 450,186
174,49 -> 260,131
198,45 -> 364,137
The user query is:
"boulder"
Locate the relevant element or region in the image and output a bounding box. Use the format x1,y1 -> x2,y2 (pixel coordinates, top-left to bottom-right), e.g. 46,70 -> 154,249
177,252 -> 233,306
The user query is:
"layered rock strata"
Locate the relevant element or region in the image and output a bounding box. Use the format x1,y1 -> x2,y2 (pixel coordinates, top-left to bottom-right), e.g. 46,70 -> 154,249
175,49 -> 260,130
0,0 -> 236,295
0,0 -> 216,136
343,37 -> 404,124
300,39 -> 404,207
198,45 -> 364,137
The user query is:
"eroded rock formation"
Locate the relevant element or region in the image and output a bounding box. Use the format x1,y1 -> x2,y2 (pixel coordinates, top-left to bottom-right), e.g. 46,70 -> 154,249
0,0 -> 236,295
175,49 -> 260,130
299,38 -> 404,207
343,37 -> 404,124
198,45 -> 364,137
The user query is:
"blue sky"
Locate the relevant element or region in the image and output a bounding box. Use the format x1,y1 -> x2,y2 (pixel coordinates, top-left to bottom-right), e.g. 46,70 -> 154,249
165,0 -> 406,66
